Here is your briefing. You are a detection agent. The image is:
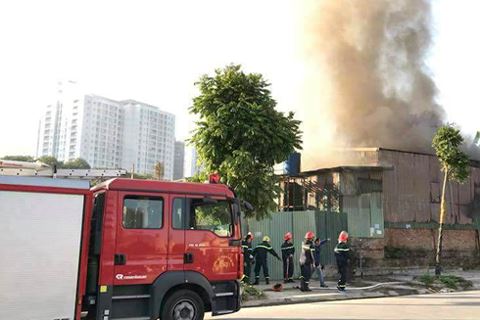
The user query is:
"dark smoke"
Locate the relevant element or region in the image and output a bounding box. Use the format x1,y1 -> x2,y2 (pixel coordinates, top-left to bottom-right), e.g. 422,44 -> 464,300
298,0 -> 446,168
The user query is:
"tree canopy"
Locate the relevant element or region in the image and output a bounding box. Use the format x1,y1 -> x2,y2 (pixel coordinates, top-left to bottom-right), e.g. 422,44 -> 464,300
37,155 -> 63,168
432,125 -> 469,183
61,158 -> 91,169
189,64 -> 302,219
1,155 -> 35,162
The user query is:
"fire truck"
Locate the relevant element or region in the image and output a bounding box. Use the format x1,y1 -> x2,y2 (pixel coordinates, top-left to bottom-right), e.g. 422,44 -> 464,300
0,161 -> 243,320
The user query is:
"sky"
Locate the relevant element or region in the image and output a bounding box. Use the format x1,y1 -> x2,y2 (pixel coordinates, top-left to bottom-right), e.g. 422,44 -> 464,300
430,0 -> 480,135
0,0 -> 478,157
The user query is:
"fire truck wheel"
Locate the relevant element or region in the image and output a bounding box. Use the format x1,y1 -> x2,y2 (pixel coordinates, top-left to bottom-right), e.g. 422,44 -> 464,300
161,289 -> 205,320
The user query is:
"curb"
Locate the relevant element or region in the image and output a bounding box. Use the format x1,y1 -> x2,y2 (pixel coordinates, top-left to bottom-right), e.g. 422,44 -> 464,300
242,291 -> 403,308
262,281 -> 406,292
242,283 -> 422,308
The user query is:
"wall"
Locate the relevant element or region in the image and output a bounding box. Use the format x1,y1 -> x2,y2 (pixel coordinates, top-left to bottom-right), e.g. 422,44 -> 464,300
379,149 -> 480,225
381,228 -> 480,267
246,210 -> 347,280
358,149 -> 480,267
341,169 -> 384,238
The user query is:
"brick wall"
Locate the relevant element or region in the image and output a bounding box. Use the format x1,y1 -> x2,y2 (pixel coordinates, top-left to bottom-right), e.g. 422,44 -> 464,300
352,228 -> 480,267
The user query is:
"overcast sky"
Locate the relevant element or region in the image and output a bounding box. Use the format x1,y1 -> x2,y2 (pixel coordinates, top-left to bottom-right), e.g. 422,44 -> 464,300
0,0 -> 478,157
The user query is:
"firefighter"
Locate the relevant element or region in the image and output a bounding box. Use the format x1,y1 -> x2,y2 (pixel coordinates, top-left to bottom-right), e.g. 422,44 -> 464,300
241,232 -> 254,284
281,232 -> 295,283
299,231 -> 315,292
334,230 -> 350,292
253,235 -> 281,285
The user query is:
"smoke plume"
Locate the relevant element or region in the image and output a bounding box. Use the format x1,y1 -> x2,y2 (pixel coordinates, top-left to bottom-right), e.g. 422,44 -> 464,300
298,0 -> 445,169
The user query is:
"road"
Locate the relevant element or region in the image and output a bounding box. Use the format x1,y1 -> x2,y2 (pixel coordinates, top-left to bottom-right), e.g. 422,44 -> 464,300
207,290 -> 480,320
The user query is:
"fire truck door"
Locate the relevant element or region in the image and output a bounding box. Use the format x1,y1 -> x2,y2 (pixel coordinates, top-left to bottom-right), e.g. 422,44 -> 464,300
113,192 -> 169,285
183,196 -> 239,281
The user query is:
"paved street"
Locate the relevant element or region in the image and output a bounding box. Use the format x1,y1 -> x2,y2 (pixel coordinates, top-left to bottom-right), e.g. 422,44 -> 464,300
207,290 -> 480,320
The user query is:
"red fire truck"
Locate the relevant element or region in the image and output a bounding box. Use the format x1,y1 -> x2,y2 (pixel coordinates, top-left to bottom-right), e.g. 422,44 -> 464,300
0,165 -> 243,320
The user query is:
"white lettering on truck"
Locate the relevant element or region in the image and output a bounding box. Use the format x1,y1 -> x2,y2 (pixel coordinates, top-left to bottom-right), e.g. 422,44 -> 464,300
115,274 -> 147,280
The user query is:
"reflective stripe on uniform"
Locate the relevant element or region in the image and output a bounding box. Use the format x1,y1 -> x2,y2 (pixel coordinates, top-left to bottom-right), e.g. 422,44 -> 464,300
302,245 -> 311,250
256,245 -> 272,250
334,248 -> 350,252
281,246 -> 294,250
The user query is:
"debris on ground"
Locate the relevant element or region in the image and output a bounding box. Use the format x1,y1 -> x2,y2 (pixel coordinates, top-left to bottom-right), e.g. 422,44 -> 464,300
241,282 -> 265,301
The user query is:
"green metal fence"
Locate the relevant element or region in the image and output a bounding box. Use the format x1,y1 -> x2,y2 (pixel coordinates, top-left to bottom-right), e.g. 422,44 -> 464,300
244,210 -> 348,281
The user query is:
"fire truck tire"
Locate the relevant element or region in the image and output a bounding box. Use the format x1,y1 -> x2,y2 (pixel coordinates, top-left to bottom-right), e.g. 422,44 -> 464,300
161,289 -> 205,320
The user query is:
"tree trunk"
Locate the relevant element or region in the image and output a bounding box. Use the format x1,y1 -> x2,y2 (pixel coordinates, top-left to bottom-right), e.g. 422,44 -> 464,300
435,169 -> 449,276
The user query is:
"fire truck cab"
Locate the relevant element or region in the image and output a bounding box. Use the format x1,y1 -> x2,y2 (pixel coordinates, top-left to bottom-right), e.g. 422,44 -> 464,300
0,175 -> 243,320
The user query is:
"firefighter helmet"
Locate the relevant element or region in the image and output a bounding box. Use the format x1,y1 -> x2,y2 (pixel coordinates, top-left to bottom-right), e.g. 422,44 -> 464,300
284,232 -> 293,241
305,231 -> 315,240
263,235 -> 271,242
338,230 -> 349,242
272,283 -> 283,292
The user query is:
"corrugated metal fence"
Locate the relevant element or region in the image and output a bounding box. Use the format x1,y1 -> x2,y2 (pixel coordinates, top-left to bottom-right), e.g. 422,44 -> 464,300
244,210 -> 347,281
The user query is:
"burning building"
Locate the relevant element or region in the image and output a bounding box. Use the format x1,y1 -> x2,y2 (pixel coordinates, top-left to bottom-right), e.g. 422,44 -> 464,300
272,1 -> 480,268
279,148 -> 480,267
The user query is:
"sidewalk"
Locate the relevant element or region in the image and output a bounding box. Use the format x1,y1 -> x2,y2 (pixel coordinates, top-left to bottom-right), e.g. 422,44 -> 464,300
243,280 -> 419,307
242,269 -> 480,308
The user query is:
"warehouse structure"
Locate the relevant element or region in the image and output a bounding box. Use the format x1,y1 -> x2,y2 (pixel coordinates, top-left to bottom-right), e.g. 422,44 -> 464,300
275,148 -> 480,268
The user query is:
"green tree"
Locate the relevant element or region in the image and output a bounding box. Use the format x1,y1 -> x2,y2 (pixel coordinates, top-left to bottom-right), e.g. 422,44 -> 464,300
154,162 -> 165,180
432,124 -> 470,275
36,156 -> 63,168
189,64 -> 302,219
124,172 -> 154,180
1,155 -> 35,162
62,158 -> 91,169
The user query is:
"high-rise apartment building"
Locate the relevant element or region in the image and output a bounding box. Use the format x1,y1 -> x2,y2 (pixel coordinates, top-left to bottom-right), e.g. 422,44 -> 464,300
37,82 -> 175,179
184,146 -> 202,178
80,95 -> 124,169
121,100 -> 175,179
37,81 -> 79,159
173,141 -> 185,180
